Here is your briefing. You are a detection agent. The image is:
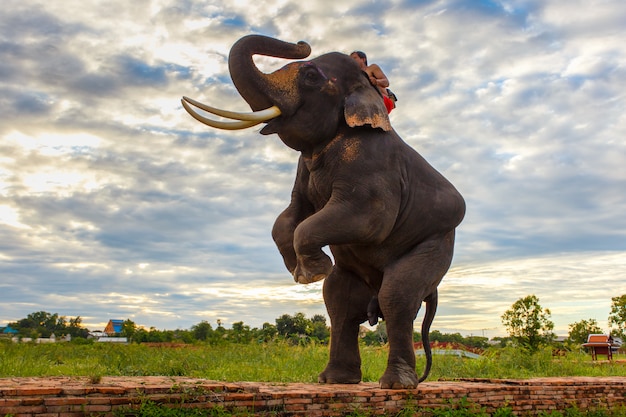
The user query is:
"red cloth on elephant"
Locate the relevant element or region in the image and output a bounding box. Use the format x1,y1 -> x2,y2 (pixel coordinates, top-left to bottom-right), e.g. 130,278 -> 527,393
383,95 -> 395,114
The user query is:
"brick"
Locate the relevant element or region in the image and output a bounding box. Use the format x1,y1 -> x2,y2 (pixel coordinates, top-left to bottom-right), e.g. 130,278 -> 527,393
85,396 -> 112,405
1,376 -> 626,416
1,405 -> 46,414
61,388 -> 91,395
313,391 -> 341,398
109,397 -> 137,405
223,392 -> 256,401
83,405 -> 112,412
368,395 -> 387,403
229,400 -> 259,408
284,404 -> 306,411
279,391 -> 309,398
283,397 -> 313,405
21,398 -> 45,406
16,387 -> 63,396
58,412 -> 85,417
45,397 -> 86,406
263,398 -> 285,407
0,398 -> 22,407
95,387 -> 126,394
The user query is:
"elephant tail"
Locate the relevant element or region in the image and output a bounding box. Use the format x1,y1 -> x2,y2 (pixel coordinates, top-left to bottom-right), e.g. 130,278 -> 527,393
418,289 -> 438,383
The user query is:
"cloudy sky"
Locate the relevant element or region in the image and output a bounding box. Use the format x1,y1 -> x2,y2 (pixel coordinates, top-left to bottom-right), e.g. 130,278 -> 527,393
1,0 -> 625,338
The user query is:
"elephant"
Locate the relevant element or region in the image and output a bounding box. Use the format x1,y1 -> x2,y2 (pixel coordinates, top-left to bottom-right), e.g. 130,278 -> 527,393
181,34 -> 466,389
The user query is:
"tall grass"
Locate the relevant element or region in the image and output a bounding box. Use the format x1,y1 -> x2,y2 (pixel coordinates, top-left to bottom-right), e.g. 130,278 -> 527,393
0,340 -> 624,381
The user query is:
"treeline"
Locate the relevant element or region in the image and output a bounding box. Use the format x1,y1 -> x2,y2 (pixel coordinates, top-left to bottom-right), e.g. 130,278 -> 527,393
4,311 -> 90,339
499,294 -> 626,353
2,311 -> 333,345
3,310 -> 492,348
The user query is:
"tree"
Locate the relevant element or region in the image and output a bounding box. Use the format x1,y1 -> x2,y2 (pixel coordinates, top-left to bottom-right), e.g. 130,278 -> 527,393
309,315 -> 330,342
568,319 -> 604,345
609,294 -> 626,339
463,335 -> 490,349
67,316 -> 89,339
363,322 -> 388,345
274,312 -> 330,344
7,311 -> 96,340
191,321 -> 213,341
121,319 -> 137,340
275,313 -> 311,337
501,295 -> 554,352
229,321 -> 253,343
257,322 -> 277,342
172,329 -> 195,344
11,311 -> 67,338
430,330 -> 465,344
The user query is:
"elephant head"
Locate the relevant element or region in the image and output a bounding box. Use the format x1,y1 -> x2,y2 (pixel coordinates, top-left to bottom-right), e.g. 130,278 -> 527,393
182,35 -> 391,153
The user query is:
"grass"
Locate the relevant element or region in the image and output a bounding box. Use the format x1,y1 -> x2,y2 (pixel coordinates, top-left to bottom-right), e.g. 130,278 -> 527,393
0,339 -> 624,381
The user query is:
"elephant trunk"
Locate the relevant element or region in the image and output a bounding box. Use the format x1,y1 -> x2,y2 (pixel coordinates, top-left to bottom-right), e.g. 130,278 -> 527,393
228,35 -> 311,112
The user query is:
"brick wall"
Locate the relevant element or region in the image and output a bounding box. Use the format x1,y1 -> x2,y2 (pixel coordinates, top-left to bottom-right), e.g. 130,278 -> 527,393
1,377 -> 625,416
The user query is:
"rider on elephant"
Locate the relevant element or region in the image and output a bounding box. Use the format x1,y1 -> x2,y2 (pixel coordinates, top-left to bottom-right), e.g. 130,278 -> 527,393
350,50 -> 395,113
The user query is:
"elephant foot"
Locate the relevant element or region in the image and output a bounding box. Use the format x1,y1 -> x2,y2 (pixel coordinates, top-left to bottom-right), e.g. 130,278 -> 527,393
294,252 -> 333,284
318,364 -> 362,384
379,364 -> 419,389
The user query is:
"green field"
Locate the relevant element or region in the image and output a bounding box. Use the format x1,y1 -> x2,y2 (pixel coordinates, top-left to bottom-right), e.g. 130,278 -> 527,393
1,340 -> 624,381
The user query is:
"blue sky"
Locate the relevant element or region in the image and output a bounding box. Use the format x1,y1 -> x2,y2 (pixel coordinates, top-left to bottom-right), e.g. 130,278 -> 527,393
1,0 -> 625,338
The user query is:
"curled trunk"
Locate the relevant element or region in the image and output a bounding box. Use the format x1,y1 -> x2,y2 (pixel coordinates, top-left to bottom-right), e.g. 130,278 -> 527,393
228,35 -> 311,111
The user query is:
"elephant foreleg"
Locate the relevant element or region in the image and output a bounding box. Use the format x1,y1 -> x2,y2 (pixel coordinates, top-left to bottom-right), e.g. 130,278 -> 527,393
292,192 -> 398,284
272,156 -> 316,278
272,207 -> 300,274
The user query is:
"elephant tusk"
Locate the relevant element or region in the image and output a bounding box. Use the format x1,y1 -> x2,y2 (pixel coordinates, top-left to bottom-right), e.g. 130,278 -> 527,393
181,99 -> 261,130
181,96 -> 281,130
182,96 -> 281,121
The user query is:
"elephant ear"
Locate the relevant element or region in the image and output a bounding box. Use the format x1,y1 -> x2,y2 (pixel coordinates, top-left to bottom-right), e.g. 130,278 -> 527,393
344,85 -> 392,132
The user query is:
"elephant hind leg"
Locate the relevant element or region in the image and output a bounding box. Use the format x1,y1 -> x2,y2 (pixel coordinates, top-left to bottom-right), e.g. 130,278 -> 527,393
378,231 -> 455,389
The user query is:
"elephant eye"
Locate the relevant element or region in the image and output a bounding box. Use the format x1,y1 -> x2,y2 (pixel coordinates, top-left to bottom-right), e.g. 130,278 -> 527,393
302,66 -> 324,87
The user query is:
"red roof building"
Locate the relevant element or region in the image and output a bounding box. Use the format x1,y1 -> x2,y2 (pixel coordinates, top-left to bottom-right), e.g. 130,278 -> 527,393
582,334 -> 616,361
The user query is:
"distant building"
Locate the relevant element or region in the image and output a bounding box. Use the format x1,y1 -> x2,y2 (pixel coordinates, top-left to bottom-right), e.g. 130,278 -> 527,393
6,332 -> 70,344
88,329 -> 127,344
36,333 -> 56,344
104,319 -> 124,336
1,325 -> 18,336
96,337 -> 128,343
414,341 -> 483,359
611,336 -> 623,353
582,334 -> 618,361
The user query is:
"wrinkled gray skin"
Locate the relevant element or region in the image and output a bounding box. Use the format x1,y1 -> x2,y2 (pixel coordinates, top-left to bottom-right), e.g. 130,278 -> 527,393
215,35 -> 464,389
